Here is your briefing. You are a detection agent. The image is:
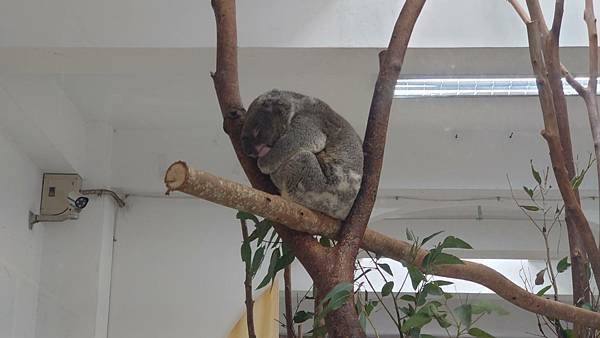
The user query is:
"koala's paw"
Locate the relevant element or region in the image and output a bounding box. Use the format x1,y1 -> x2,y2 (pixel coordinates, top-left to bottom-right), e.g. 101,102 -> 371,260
257,156 -> 276,175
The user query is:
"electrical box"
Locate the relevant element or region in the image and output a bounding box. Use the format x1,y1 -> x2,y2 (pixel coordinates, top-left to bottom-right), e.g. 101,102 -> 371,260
40,173 -> 82,216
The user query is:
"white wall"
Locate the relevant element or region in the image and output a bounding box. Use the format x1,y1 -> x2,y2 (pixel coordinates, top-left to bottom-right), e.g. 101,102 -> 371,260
107,196 -> 250,338
35,195 -> 115,338
0,128 -> 42,338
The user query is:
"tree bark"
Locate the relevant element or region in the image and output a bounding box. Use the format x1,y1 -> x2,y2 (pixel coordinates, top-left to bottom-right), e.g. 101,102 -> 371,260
164,162 -> 600,329
240,219 -> 257,338
284,266 -> 296,338
523,5 -> 600,294
208,0 -> 426,335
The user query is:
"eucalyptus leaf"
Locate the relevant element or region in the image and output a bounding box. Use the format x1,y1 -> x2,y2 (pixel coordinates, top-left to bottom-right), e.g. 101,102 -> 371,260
401,313 -> 432,333
471,300 -> 509,315
531,161 -> 542,184
440,236 -> 473,249
520,205 -> 540,212
381,281 -> 394,297
293,310 -> 313,323
250,246 -> 265,277
241,241 -> 251,268
431,253 -> 464,265
469,327 -> 496,338
454,304 -> 472,328
407,266 -> 425,289
523,186 -> 534,198
377,263 -> 393,276
536,285 -> 552,296
236,211 -> 259,224
557,256 -> 571,273
256,249 -> 280,289
421,231 -> 444,246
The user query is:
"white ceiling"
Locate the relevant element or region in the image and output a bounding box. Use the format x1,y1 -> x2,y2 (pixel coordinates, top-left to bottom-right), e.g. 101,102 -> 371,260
1,46 -> 598,219
18,47 -> 592,194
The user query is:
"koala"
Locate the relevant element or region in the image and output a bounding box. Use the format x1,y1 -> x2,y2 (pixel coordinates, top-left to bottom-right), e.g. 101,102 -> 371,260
241,89 -> 363,220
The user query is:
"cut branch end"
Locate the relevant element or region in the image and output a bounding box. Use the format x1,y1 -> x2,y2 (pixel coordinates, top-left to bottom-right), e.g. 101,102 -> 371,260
165,161 -> 189,191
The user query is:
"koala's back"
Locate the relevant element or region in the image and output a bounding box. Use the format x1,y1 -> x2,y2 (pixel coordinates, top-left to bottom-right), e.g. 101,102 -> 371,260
281,93 -> 364,219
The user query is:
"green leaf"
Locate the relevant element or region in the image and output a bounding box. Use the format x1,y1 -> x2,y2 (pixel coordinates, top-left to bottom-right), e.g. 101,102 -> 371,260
293,310 -> 313,323
536,285 -> 552,296
531,161 -> 542,184
440,236 -> 473,249
381,281 -> 394,297
469,327 -> 496,338
454,304 -> 472,328
401,313 -> 432,333
358,310 -> 367,330
321,282 -> 353,315
519,205 -> 540,211
582,303 -> 593,311
421,231 -> 444,246
256,249 -> 280,289
407,266 -> 425,289
557,256 -> 571,273
423,282 -> 443,297
377,263 -> 393,276
365,301 -> 378,315
400,294 -> 416,302
241,241 -> 251,268
248,219 -> 272,243
236,211 -> 259,224
523,186 -> 534,198
319,236 -> 333,247
471,300 -> 509,315
433,280 -> 454,287
250,246 -> 265,277
431,253 -> 464,265
275,252 -> 295,272
406,229 -> 415,241
434,313 -> 453,328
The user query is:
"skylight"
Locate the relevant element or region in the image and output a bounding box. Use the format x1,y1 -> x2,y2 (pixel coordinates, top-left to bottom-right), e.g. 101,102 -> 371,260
394,77 -> 599,98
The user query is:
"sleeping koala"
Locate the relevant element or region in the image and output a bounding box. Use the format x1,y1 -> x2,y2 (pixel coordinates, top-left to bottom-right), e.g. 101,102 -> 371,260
241,89 -> 363,220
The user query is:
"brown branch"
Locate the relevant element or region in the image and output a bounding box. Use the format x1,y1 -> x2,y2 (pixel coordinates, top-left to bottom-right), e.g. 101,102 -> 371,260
337,0 -> 426,269
284,266 -> 296,338
210,0 -> 328,277
585,0 -> 598,95
240,219 -> 257,338
507,0 -> 532,24
534,0 -> 592,318
526,20 -> 600,293
164,162 -> 600,329
562,65 -> 587,97
550,0 -> 564,39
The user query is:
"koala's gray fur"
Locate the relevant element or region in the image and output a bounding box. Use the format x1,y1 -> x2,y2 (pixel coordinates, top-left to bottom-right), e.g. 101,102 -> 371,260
241,89 -> 363,220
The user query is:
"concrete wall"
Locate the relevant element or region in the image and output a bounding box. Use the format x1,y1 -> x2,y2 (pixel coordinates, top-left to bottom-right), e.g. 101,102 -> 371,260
0,129 -> 42,338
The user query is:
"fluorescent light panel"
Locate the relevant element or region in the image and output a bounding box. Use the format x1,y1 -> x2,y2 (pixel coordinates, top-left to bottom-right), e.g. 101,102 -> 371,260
394,77 -> 599,98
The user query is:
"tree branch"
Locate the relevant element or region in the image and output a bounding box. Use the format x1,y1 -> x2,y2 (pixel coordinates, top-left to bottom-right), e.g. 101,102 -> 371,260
210,0 -> 328,274
240,219 -> 257,338
550,0 -> 564,39
526,20 -> 600,293
164,162 -> 600,329
507,0 -> 532,24
337,0 -> 426,265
